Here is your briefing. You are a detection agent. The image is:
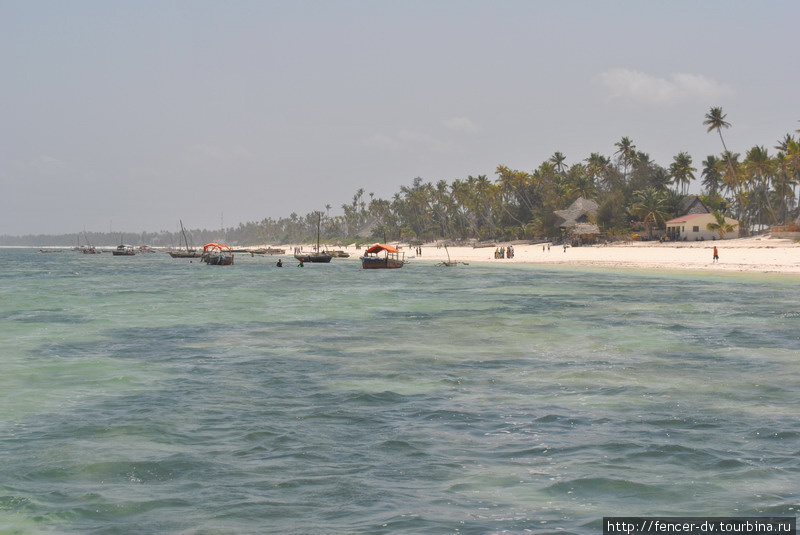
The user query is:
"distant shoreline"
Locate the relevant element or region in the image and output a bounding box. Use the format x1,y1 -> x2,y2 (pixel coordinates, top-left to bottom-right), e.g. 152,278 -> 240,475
9,236 -> 800,275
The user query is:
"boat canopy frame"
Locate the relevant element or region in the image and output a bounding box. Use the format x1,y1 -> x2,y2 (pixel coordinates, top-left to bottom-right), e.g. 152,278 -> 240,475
364,244 -> 399,255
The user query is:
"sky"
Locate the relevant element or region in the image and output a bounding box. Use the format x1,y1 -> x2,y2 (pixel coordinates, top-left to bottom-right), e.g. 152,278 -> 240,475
1,0 -> 798,236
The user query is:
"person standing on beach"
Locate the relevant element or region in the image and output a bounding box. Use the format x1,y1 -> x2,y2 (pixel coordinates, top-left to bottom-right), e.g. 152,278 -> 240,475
713,246 -> 719,263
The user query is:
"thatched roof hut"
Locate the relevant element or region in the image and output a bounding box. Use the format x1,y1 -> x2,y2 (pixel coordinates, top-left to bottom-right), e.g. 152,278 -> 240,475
555,197 -> 600,244
554,197 -> 599,227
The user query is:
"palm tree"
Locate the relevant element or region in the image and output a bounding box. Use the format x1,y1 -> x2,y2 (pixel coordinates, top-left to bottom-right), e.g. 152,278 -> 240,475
704,107 -> 732,152
630,151 -> 657,192
775,134 -> 796,153
549,152 -> 567,175
786,139 -> 800,216
564,163 -> 597,200
629,187 -> 670,239
773,152 -> 797,225
614,137 -> 637,184
704,107 -> 737,183
669,152 -> 696,195
701,155 -> 723,195
743,145 -> 775,230
706,210 -> 737,239
585,152 -> 615,192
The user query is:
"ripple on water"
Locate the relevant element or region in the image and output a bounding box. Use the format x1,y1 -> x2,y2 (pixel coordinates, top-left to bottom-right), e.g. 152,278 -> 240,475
1,250 -> 799,533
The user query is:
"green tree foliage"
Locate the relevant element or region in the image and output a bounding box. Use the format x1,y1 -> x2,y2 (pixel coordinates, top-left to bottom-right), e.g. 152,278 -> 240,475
629,188 -> 671,239
706,210 -> 738,239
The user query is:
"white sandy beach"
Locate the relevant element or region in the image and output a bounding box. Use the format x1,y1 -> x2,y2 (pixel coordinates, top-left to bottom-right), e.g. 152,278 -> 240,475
283,236 -> 800,274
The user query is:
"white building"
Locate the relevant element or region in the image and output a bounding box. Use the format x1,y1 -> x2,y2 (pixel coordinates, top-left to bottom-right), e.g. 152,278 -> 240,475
665,213 -> 739,241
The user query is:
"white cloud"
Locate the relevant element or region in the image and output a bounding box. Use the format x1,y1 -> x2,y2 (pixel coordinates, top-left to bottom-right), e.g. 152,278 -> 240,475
442,116 -> 479,133
596,68 -> 733,105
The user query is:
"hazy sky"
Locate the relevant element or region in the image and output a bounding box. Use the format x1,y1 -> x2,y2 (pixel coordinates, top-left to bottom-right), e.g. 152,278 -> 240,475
2,0 -> 798,236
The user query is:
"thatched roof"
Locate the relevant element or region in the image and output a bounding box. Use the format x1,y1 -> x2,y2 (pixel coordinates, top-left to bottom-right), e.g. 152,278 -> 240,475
678,195 -> 710,215
569,222 -> 600,236
555,197 -> 599,227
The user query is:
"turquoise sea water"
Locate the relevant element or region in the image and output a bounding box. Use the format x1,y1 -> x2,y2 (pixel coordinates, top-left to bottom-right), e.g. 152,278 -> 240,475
1,248 -> 798,534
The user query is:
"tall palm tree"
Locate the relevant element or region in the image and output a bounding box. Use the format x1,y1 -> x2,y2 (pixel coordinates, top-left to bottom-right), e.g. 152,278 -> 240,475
585,152 -> 614,192
772,152 -> 797,225
669,152 -> 696,195
704,107 -> 732,152
786,139 -> 800,216
704,107 -> 737,183
743,145 -> 776,229
549,152 -> 567,175
701,155 -> 723,195
614,137 -> 637,184
630,151 -> 657,192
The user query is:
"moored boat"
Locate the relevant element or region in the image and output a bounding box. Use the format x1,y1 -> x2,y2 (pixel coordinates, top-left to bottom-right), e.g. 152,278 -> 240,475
112,244 -> 136,256
360,244 -> 405,269
168,220 -> 201,258
294,213 -> 333,263
202,242 -> 234,265
294,250 -> 333,263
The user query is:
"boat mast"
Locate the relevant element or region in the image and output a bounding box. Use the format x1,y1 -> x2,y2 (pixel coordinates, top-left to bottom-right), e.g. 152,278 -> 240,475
317,212 -> 321,253
180,220 -> 190,252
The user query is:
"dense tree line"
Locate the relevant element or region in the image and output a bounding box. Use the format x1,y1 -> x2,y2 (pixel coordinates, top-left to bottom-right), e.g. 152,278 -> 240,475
4,108 -> 799,247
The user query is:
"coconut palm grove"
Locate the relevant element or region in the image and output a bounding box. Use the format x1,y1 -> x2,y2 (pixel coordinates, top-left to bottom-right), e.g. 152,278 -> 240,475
3,107 -> 800,247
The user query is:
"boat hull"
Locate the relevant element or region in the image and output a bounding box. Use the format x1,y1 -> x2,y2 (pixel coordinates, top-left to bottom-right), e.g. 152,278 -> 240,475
361,257 -> 404,269
169,251 -> 201,258
205,256 -> 233,265
294,254 -> 333,263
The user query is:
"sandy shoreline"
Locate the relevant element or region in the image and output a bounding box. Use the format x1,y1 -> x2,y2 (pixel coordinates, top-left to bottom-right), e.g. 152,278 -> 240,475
19,236 -> 800,274
282,236 -> 800,274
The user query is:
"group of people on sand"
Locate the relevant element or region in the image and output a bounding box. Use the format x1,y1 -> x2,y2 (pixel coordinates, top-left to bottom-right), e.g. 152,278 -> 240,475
494,246 -> 514,259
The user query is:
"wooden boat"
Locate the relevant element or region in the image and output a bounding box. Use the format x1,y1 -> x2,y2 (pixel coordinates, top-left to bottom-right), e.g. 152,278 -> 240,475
295,250 -> 333,263
74,233 -> 100,254
202,242 -> 234,265
294,213 -> 333,263
168,220 -> 200,258
361,244 -> 405,269
112,244 -> 136,256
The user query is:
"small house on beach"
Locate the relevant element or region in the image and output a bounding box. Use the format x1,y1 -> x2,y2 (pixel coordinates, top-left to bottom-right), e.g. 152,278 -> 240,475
665,213 -> 739,241
554,197 -> 600,244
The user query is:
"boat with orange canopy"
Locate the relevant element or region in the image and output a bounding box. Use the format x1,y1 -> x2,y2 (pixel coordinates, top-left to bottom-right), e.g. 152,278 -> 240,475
202,242 -> 234,265
360,244 -> 405,269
